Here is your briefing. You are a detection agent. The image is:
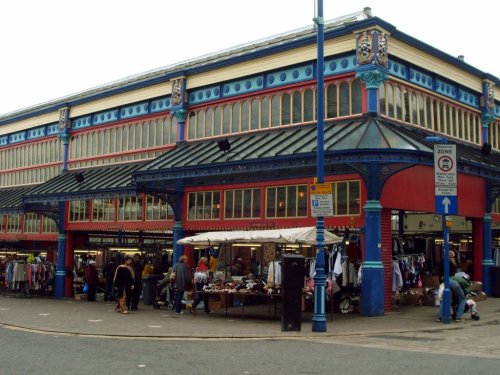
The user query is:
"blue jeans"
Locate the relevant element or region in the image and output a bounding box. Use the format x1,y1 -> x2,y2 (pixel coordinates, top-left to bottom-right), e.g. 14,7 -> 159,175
174,289 -> 184,313
437,279 -> 466,319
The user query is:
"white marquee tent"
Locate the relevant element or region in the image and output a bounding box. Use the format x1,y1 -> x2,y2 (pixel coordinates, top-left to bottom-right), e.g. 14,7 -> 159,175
177,227 -> 342,246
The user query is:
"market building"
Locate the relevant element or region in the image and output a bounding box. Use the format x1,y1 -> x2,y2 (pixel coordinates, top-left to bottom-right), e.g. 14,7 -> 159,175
0,8 -> 499,315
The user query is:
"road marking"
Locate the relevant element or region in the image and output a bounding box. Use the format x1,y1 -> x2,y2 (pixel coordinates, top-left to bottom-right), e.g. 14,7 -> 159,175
88,319 -> 103,322
39,313 -> 51,316
147,325 -> 162,328
0,308 -> 10,311
138,364 -> 146,368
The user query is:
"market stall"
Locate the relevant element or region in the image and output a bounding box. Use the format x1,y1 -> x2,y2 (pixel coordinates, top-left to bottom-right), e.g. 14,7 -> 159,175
178,227 -> 342,318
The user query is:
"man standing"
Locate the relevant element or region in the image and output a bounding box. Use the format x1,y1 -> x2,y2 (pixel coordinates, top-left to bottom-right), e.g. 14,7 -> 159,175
130,253 -> 144,311
102,257 -> 117,302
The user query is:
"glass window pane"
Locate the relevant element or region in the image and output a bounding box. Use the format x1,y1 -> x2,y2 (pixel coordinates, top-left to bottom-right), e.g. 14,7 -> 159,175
253,189 -> 261,218
214,107 -> 222,135
234,190 -> 243,218
205,108 -> 213,137
261,97 -> 269,128
277,187 -> 286,217
351,79 -> 362,114
240,101 -> 249,132
339,82 -> 350,116
348,181 -> 360,215
231,103 -> 240,133
271,96 -> 280,127
327,84 -> 338,118
188,112 -> 196,140
266,187 -> 276,217
251,100 -> 260,130
304,89 -> 314,122
281,93 -> 291,125
223,105 -> 231,134
337,182 -> 348,215
292,91 -> 302,123
225,190 -> 234,219
286,186 -> 297,217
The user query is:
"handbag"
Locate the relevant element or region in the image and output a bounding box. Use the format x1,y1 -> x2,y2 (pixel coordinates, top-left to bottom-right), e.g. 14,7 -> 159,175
83,282 -> 89,293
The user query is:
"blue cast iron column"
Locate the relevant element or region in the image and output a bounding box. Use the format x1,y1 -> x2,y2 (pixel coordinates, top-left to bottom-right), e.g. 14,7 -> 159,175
171,180 -> 184,265
360,163 -> 384,316
482,183 -> 494,295
55,107 -> 70,298
354,30 -> 389,316
312,0 -> 327,332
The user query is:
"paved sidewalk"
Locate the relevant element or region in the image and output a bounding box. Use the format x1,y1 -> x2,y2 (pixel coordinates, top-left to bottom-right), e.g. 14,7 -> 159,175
0,295 -> 498,338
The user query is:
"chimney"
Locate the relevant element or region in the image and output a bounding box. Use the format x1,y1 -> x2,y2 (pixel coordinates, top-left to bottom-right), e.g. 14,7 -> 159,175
363,7 -> 373,18
457,55 -> 465,62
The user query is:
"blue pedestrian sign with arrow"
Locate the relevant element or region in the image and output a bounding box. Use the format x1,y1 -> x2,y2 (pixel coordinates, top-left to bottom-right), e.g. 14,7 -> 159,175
435,195 -> 457,215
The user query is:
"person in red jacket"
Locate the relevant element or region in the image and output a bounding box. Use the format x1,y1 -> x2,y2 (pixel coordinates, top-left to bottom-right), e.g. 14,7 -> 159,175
84,261 -> 99,302
193,257 -> 211,314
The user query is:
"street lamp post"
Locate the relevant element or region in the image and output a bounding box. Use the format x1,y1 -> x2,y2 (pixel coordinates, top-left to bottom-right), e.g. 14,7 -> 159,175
312,0 -> 327,332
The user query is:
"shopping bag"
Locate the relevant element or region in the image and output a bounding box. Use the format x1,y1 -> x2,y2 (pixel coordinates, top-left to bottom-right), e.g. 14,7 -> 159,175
83,283 -> 89,293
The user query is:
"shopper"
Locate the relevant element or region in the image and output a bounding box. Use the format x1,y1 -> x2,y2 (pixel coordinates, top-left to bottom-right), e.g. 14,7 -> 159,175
172,255 -> 192,315
84,261 -> 99,302
436,273 -> 469,322
113,256 -> 135,314
102,257 -> 117,301
193,257 -> 211,314
130,253 -> 144,311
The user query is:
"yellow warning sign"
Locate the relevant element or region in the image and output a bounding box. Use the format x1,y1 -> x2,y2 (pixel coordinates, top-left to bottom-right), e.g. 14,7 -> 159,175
310,183 -> 332,195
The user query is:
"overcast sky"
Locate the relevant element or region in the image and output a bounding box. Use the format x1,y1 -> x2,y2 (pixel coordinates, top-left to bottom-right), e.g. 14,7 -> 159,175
1,0 -> 499,116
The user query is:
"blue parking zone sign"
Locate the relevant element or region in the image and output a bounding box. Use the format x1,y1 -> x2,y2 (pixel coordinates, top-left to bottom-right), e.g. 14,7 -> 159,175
435,195 -> 457,215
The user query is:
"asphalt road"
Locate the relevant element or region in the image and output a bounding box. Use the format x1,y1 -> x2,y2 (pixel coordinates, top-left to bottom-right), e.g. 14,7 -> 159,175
1,323 -> 500,375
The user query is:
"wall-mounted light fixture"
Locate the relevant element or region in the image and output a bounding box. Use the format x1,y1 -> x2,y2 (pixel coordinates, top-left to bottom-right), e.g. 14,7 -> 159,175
217,139 -> 231,153
75,172 -> 85,184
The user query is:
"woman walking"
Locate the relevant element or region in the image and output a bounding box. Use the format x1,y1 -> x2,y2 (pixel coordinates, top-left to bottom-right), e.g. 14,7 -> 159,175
172,255 -> 192,315
113,256 -> 135,314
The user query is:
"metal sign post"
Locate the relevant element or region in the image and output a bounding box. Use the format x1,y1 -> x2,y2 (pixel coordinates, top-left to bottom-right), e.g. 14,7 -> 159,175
433,142 -> 457,324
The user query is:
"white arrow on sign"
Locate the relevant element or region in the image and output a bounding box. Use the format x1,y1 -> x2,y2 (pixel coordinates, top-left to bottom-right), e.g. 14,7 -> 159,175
442,197 -> 451,214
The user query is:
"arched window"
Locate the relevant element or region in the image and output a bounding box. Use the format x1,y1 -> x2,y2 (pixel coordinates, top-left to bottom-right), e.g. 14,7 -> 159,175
271,95 -> 280,127
426,97 -> 432,129
457,109 -> 463,138
387,83 -> 394,118
327,84 -> 338,118
241,101 -> 249,132
103,129 -> 109,154
115,127 -> 122,153
379,82 -> 386,115
281,93 -> 291,125
261,97 -> 270,128
411,93 -> 418,125
188,111 -> 196,140
134,123 -> 141,150
223,105 -> 231,134
351,79 -> 362,114
205,108 -> 214,137
339,82 -> 350,117
304,89 -> 314,122
109,128 -> 116,153
395,86 -> 403,120
231,103 -> 240,133
418,94 -> 425,127
292,91 -> 302,123
214,107 -> 222,135
251,99 -> 260,130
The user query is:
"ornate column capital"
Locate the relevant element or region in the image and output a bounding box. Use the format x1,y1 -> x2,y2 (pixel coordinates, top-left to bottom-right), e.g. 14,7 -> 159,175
171,108 -> 188,122
356,68 -> 388,89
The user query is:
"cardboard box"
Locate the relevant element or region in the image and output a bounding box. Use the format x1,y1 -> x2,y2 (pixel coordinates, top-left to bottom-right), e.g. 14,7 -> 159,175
400,288 -> 424,305
470,291 -> 487,302
209,300 -> 222,310
470,282 -> 483,292
422,275 -> 440,288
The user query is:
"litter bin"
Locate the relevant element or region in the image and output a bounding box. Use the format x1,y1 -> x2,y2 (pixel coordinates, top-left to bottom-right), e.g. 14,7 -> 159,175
492,266 -> 500,298
142,274 -> 161,305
